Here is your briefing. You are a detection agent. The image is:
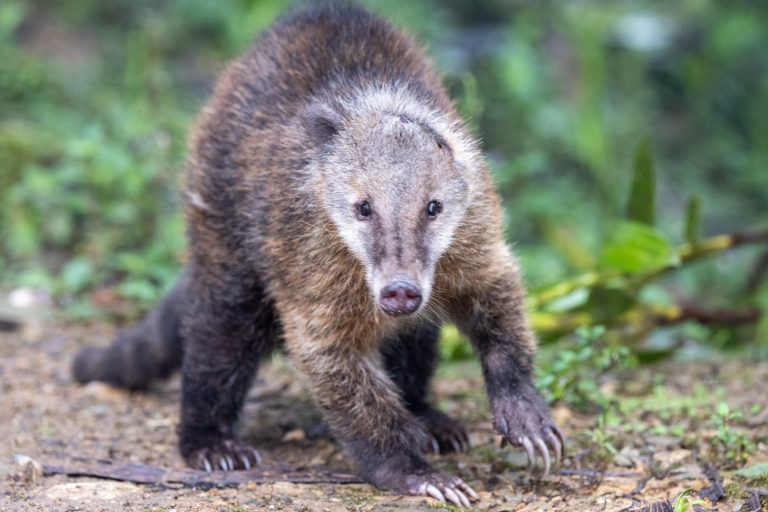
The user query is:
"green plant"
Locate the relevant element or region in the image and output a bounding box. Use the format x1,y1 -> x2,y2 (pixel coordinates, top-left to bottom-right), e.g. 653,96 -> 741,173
528,139 -> 767,356
536,326 -> 635,410
710,402 -> 755,463
671,489 -> 708,512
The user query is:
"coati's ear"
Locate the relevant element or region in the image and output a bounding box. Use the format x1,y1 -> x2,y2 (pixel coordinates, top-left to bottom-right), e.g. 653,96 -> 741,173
303,102 -> 345,147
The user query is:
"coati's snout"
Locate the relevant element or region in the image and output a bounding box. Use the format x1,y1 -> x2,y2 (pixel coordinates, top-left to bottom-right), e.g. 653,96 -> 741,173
379,279 -> 422,316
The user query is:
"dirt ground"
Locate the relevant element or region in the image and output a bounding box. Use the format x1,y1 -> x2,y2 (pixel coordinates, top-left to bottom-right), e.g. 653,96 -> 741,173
1,321 -> 767,511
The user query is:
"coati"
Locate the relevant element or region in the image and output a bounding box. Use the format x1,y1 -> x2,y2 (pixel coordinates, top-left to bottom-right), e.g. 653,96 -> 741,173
73,4 -> 564,507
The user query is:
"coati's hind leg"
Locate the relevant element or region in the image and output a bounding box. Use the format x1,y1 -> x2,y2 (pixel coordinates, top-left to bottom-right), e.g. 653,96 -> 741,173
179,268 -> 280,471
382,323 -> 470,454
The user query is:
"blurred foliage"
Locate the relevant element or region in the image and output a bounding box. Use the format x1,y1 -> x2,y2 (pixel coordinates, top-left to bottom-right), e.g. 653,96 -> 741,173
1,1 -> 767,380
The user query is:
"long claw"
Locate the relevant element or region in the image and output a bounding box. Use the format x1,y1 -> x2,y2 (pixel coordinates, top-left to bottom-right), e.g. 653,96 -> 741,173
451,438 -> 462,453
499,417 -> 510,435
521,436 -> 536,470
443,488 -> 463,508
454,487 -> 471,508
202,456 -> 212,473
250,447 -> 262,465
552,425 -> 566,456
458,481 -> 480,501
430,437 -> 440,454
534,437 -> 551,476
546,429 -> 562,464
226,455 -> 235,471
241,455 -> 251,470
218,458 -> 228,471
425,484 -> 446,503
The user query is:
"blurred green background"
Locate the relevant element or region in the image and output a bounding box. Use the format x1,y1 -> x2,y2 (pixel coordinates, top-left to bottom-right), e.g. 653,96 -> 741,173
1,0 -> 767,378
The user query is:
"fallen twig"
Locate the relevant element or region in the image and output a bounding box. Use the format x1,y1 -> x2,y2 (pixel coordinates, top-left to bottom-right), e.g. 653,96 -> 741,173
43,459 -> 364,487
556,468 -> 641,479
655,304 -> 761,327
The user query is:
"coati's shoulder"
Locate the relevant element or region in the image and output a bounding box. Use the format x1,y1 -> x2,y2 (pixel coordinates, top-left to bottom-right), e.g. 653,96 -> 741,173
249,4 -> 450,109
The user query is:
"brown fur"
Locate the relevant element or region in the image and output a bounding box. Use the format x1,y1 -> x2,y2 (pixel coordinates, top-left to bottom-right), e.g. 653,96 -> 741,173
73,4 -> 562,503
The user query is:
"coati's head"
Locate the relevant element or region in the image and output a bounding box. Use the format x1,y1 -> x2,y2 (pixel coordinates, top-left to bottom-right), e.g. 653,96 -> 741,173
304,90 -> 477,317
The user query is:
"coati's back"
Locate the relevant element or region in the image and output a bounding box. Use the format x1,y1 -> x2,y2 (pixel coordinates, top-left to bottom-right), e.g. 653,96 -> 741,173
186,4 -> 458,221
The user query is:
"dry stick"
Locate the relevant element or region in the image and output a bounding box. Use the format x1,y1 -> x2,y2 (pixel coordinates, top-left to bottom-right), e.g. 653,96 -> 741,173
633,230 -> 768,288
556,468 -> 641,479
529,229 -> 768,310
43,459 -> 364,487
654,304 -> 761,327
532,302 -> 761,338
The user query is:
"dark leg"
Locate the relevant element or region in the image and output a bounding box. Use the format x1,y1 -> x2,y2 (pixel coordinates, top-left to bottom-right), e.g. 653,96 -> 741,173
453,248 -> 564,475
381,323 -> 469,454
178,269 -> 280,471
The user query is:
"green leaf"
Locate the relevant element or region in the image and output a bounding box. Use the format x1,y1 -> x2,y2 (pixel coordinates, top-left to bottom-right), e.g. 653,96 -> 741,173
542,287 -> 590,313
684,194 -> 701,246
626,138 -> 656,226
542,222 -> 595,271
600,221 -> 678,273
732,463 -> 768,479
673,489 -> 693,512
118,278 -> 160,304
59,258 -> 94,293
440,324 -> 473,362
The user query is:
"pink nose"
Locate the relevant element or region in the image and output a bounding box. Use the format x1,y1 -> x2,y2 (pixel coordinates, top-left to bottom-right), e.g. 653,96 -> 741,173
379,281 -> 422,316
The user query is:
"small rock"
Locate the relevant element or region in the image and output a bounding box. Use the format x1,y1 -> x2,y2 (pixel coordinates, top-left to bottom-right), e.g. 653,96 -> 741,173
670,463 -> 705,480
594,476 -> 638,496
614,446 -> 642,468
654,448 -> 691,470
13,454 -> 44,483
645,435 -> 682,449
282,428 -> 306,442
82,381 -> 127,402
145,416 -> 174,429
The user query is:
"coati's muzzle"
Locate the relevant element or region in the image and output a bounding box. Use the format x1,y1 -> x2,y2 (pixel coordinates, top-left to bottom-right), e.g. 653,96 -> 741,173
378,279 -> 422,317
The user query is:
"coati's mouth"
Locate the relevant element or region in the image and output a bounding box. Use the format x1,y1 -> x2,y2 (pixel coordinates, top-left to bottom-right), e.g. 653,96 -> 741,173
377,279 -> 422,317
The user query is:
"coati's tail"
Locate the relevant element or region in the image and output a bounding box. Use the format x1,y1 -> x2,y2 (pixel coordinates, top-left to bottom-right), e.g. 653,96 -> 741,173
73,280 -> 185,390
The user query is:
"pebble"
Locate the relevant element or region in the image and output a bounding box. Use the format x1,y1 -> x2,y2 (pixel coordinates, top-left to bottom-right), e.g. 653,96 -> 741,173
12,454 -> 43,483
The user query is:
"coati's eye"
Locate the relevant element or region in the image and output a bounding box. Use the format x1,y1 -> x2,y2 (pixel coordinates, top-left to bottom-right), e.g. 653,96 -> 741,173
356,201 -> 372,220
426,200 -> 442,218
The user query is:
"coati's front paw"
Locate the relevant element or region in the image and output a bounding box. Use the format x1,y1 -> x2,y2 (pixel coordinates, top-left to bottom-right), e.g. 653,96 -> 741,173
419,408 -> 469,454
369,458 -> 479,508
492,384 -> 565,475
185,439 -> 262,472
404,472 -> 479,508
